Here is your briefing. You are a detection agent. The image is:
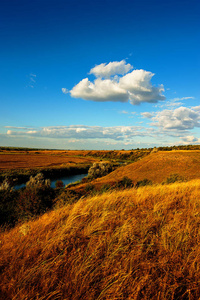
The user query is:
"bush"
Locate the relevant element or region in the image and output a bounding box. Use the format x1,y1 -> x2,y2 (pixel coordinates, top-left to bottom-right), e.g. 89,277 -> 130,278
85,183 -> 95,192
0,173 -> 56,226
88,162 -> 114,179
0,177 -> 13,191
165,174 -> 185,184
0,189 -> 19,227
53,190 -> 79,208
100,184 -> 111,193
135,178 -> 152,188
26,173 -> 51,189
16,185 -> 55,221
115,176 -> 133,189
55,180 -> 64,188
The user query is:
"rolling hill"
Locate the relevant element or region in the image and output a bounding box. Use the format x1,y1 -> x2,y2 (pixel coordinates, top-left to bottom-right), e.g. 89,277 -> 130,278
1,179 -> 200,299
93,150 -> 200,187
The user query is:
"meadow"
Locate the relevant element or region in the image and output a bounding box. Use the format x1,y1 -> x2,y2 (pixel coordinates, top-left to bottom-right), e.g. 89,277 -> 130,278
0,149 -> 98,170
1,180 -> 200,299
1,146 -> 200,299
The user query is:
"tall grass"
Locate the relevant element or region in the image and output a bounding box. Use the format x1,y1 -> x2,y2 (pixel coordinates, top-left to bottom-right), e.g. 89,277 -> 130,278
1,180 -> 200,299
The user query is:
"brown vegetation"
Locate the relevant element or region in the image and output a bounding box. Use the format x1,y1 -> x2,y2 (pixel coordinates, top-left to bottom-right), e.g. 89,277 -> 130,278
92,150 -> 200,187
1,179 -> 200,299
0,150 -> 98,170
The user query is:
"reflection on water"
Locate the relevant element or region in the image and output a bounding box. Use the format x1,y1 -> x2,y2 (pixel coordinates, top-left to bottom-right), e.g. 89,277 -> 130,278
14,173 -> 88,190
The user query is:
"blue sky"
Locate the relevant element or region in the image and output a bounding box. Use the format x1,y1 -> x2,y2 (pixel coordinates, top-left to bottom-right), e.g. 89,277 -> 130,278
0,0 -> 199,149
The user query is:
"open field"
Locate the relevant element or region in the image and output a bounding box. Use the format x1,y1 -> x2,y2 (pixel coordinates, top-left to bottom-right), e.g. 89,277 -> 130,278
1,179 -> 200,299
0,148 -> 151,172
0,150 -> 99,170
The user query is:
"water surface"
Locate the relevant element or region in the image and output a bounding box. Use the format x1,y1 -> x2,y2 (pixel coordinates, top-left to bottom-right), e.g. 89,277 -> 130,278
14,173 -> 88,190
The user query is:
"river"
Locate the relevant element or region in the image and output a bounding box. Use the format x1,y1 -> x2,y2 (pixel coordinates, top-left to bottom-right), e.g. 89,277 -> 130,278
14,173 -> 88,190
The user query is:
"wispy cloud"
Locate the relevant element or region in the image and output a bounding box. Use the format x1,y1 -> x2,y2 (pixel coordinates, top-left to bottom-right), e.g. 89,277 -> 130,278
26,73 -> 37,88
6,125 -> 151,141
120,110 -> 128,114
141,112 -> 154,119
173,97 -> 195,101
5,126 -> 36,130
61,88 -> 68,94
155,96 -> 195,109
5,120 -> 200,148
63,61 -> 166,105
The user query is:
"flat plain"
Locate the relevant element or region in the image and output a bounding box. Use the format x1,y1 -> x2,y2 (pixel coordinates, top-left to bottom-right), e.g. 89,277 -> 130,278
0,150 -> 98,170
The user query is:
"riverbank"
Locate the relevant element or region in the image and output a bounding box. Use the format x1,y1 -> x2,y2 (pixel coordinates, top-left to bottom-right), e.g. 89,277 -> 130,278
0,164 -> 91,186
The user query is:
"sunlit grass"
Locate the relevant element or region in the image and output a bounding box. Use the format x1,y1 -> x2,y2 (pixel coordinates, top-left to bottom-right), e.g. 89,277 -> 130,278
1,179 -> 200,299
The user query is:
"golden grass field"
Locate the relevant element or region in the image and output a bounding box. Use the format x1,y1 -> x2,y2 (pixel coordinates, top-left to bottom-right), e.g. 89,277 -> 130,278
1,179 -> 200,299
1,149 -> 200,299
93,150 -> 200,186
0,150 -> 98,170
0,148 -> 149,171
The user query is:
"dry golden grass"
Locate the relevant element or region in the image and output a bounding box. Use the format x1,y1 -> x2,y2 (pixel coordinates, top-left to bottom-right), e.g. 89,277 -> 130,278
1,179 -> 200,299
0,150 -> 98,170
93,150 -> 200,186
0,148 -> 149,171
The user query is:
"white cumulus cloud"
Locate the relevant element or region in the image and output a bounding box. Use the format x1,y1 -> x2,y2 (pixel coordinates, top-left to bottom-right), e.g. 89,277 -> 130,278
180,136 -> 200,144
119,69 -> 165,105
152,106 -> 200,130
69,61 -> 166,105
89,60 -> 133,78
70,78 -> 128,102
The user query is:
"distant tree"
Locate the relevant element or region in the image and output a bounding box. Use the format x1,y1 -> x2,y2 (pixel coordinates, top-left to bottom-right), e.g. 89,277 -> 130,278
88,162 -> 114,179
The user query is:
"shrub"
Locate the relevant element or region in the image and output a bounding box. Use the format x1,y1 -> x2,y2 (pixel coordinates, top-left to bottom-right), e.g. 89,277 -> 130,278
16,185 -> 55,221
26,173 -> 51,189
0,178 -> 13,191
116,176 -> 133,189
53,190 -> 79,208
0,189 -> 19,227
100,184 -> 111,193
135,178 -> 152,188
85,183 -> 95,192
88,162 -> 114,179
165,173 -> 185,184
55,180 -> 64,188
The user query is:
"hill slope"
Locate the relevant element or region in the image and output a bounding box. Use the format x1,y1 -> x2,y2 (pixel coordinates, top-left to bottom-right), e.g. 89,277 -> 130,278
1,179 -> 200,299
93,150 -> 200,186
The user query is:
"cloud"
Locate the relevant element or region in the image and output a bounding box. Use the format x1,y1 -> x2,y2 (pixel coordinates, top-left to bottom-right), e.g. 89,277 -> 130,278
69,61 -> 166,105
141,112 -> 154,119
89,60 -> 133,78
120,110 -> 128,114
6,125 -> 148,141
70,78 -> 128,102
173,97 -> 195,101
193,105 -> 200,112
180,135 -> 200,144
62,88 -> 68,94
119,69 -> 165,105
5,126 -> 35,130
26,73 -> 37,88
152,106 -> 200,130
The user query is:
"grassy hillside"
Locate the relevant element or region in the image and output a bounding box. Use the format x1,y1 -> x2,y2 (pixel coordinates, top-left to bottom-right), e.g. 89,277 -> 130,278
92,150 -> 200,187
1,179 -> 200,299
